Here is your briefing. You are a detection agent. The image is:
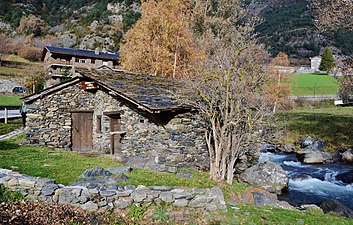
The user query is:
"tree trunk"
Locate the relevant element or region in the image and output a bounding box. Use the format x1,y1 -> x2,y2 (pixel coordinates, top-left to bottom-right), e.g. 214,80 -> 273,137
173,51 -> 178,79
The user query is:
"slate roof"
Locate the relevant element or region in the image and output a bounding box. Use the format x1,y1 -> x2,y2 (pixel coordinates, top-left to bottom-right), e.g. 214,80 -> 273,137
23,70 -> 188,113
80,70 -> 186,112
42,46 -> 120,61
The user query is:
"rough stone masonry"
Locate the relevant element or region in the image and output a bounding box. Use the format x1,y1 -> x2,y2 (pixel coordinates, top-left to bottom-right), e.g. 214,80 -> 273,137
0,168 -> 227,212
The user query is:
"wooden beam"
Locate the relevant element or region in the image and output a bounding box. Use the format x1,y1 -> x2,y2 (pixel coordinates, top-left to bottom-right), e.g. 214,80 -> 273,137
66,110 -> 94,113
103,110 -> 124,116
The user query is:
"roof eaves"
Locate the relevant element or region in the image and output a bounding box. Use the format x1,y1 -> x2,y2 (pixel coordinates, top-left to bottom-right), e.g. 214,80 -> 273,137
22,77 -> 81,104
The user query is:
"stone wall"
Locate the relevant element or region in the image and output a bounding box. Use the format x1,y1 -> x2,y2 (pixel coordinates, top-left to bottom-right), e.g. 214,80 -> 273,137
25,81 -> 209,171
0,168 -> 227,212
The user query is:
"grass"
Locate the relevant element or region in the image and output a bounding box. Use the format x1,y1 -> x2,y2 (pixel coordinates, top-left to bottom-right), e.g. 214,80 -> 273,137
0,96 -> 22,107
276,106 -> 353,151
289,73 -> 339,96
0,137 -> 351,224
224,204 -> 353,224
0,119 -> 22,135
0,139 -> 123,185
0,54 -> 42,79
0,66 -> 25,77
3,54 -> 31,64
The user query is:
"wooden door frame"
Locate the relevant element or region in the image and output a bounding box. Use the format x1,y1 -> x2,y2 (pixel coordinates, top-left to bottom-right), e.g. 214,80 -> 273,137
71,111 -> 93,152
109,114 -> 121,155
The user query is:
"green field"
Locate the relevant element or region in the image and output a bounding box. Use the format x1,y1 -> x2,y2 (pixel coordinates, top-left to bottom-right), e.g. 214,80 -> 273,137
276,106 -> 353,150
0,96 -> 22,107
289,73 -> 339,96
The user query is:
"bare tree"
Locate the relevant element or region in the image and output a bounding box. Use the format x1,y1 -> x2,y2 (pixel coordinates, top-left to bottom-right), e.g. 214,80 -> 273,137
310,0 -> 353,31
182,0 -> 273,184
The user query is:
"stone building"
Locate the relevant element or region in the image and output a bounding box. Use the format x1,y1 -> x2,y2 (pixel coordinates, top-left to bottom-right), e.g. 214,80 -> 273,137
22,70 -> 208,172
42,46 -> 120,87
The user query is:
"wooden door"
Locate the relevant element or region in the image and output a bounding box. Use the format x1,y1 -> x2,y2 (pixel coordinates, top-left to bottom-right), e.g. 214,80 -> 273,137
72,112 -> 93,151
110,116 -> 121,155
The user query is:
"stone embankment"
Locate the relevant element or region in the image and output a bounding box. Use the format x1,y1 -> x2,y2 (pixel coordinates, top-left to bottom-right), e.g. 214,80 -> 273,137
0,167 -> 227,212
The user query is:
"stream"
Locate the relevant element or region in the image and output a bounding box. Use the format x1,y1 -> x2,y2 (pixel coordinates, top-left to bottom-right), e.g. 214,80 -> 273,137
259,151 -> 353,210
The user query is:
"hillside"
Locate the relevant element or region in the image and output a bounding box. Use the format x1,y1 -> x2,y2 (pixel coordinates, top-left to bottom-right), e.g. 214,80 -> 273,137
0,0 -> 353,59
0,0 -> 141,50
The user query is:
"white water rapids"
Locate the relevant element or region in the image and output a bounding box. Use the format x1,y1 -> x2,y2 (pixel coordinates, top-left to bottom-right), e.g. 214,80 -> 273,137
259,151 -> 353,209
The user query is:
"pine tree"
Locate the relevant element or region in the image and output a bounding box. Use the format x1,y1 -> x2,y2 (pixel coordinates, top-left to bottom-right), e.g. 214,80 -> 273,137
319,48 -> 336,71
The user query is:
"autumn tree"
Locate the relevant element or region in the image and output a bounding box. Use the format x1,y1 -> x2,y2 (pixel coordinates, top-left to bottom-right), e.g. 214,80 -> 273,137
0,34 -> 10,66
18,14 -> 49,37
266,52 -> 291,112
120,0 -> 203,78
22,64 -> 49,94
319,48 -> 336,72
181,0 -> 273,184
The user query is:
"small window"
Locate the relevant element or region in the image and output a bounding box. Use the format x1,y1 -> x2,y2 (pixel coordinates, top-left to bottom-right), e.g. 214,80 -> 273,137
80,59 -> 86,64
96,115 -> 102,133
140,119 -> 145,123
91,59 -> 96,64
75,58 -> 79,62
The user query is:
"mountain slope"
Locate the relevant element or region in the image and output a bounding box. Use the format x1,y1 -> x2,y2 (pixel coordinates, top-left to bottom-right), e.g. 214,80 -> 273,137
0,0 -> 352,59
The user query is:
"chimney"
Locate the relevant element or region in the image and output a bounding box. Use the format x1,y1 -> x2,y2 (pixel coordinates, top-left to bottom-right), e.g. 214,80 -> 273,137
95,48 -> 99,55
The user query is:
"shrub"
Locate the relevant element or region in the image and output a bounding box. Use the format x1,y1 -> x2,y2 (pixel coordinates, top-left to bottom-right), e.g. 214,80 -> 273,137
18,46 -> 42,62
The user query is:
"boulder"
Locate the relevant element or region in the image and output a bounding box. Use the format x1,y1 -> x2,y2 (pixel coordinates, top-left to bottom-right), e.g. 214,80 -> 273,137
160,192 -> 174,203
342,149 -> 353,164
241,187 -> 294,210
320,199 -> 353,218
302,151 -> 325,164
42,183 -> 60,196
188,196 -> 213,208
258,142 -> 278,152
239,162 -> 288,194
80,201 -> 99,211
173,199 -> 189,207
80,166 -> 112,178
335,170 -> 353,184
106,166 -> 132,174
311,140 -> 326,151
111,173 -> 130,183
113,197 -> 133,209
281,144 -> 295,153
299,136 -> 315,148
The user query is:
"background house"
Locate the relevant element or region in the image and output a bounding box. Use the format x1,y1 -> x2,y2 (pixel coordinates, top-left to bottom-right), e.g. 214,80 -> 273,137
22,70 -> 208,172
42,46 -> 120,87
295,56 -> 322,74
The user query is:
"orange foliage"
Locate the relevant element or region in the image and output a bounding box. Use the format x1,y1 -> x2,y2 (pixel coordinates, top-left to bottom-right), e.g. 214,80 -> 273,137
120,0 -> 204,78
265,52 -> 292,112
18,14 -> 49,37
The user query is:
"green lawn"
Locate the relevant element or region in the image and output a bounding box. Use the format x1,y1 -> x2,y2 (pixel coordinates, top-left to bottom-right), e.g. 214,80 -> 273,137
0,96 -> 22,107
0,119 -> 22,135
289,73 -> 339,96
0,140 -> 123,185
276,106 -> 353,151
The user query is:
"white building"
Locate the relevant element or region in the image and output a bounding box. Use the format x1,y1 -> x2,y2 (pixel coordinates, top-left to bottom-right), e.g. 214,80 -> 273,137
310,56 -> 322,72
